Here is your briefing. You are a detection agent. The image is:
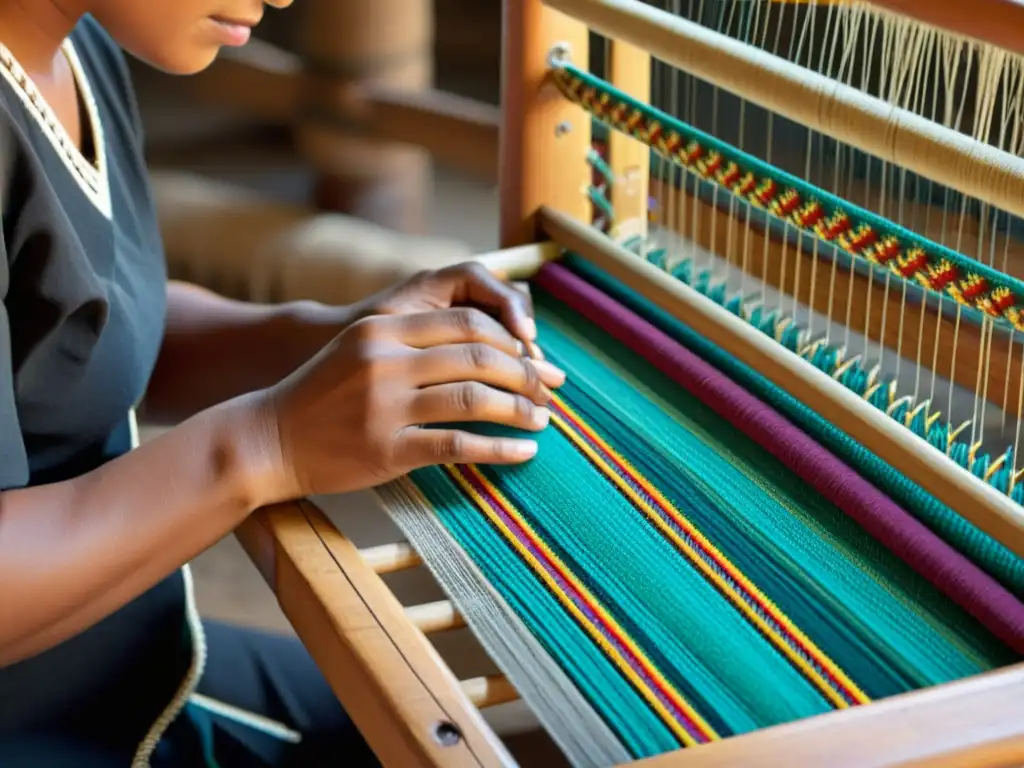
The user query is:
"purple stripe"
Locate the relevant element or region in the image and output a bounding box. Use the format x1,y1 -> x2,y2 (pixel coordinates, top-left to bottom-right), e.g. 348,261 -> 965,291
451,466 -> 707,740
535,261 -> 1024,656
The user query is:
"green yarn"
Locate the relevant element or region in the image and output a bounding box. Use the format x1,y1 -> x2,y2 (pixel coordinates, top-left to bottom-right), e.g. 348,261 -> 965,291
564,254 -> 1024,597
408,288 -> 1017,759
411,463 -> 682,756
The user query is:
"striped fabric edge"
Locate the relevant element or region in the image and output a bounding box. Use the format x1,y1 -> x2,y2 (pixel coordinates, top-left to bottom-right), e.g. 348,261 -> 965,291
548,394 -> 869,709
442,463 -> 721,747
371,479 -> 634,768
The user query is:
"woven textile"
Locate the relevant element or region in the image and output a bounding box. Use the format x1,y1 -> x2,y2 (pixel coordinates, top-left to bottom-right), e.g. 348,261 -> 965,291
405,261 -> 1023,759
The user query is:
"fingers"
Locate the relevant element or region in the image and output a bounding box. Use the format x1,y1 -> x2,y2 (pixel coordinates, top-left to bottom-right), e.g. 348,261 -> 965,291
409,382 -> 551,431
389,306 -> 521,356
511,282 -> 544,360
434,262 -> 537,346
412,343 -> 565,400
395,427 -> 540,470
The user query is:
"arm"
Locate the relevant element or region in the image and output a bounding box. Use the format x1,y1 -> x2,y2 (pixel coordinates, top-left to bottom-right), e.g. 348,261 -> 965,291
1,264 -> 560,667
143,281 -> 352,424
0,395 -> 279,666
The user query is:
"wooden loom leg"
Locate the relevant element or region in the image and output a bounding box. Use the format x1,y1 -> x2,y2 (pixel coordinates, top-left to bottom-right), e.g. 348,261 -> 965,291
297,0 -> 433,233
499,0 -> 591,248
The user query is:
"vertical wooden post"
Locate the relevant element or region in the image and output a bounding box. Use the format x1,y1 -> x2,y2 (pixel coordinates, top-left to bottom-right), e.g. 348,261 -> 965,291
499,0 -> 591,248
607,41 -> 650,242
297,0 -> 433,233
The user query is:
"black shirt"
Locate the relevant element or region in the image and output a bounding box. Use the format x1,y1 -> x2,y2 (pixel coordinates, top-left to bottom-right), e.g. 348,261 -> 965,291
0,16 -> 195,763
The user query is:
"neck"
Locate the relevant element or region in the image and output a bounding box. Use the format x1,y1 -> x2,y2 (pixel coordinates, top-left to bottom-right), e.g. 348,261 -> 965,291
0,0 -> 83,74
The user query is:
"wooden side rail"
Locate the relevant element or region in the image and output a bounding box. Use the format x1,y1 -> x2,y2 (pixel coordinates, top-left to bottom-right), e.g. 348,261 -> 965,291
644,662 -> 1024,768
235,500 -> 512,768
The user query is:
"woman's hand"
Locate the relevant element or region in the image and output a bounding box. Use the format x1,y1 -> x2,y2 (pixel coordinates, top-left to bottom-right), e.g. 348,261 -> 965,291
350,262 -> 542,357
259,304 -> 566,501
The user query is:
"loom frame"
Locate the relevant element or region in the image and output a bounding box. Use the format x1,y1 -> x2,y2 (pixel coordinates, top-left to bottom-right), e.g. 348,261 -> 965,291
234,1 -> 1024,765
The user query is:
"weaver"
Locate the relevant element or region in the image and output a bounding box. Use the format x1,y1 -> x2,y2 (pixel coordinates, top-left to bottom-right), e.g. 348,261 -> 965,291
238,0 -> 1024,766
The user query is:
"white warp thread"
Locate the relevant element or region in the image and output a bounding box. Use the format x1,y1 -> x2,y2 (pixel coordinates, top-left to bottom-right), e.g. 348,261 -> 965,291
545,0 -> 1024,219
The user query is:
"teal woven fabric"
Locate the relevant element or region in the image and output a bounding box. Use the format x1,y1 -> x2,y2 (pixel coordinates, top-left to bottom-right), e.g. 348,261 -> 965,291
408,285 -> 1017,759
564,254 -> 1024,596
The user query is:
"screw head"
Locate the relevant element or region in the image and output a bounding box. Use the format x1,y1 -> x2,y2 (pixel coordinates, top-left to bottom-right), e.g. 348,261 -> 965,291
547,42 -> 572,68
432,721 -> 463,747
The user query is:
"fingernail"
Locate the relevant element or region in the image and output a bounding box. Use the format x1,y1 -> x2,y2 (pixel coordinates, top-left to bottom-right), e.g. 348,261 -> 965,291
522,317 -> 537,340
528,341 -> 546,360
533,407 -> 551,428
510,440 -> 539,460
533,360 -> 566,384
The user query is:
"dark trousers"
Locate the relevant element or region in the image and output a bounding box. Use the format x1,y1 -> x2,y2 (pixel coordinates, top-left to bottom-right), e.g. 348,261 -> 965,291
2,620 -> 381,767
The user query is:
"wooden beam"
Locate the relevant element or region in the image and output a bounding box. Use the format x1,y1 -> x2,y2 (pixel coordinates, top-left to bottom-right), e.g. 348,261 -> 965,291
631,663 -> 1024,768
863,0 -> 1024,57
360,87 -> 499,182
499,0 -> 592,247
236,500 -> 512,767
184,43 -> 500,183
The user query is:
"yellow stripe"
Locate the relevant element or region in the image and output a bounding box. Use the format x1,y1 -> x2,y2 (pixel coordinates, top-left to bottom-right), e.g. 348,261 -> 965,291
551,397 -> 870,708
446,464 -> 720,745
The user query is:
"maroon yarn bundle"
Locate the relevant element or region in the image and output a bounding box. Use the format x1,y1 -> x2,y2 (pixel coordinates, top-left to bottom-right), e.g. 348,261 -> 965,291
535,260 -> 1024,656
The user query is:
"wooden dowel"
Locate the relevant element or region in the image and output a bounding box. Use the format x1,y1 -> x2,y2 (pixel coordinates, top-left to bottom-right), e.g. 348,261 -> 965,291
542,0 -> 1024,220
474,241 -> 562,281
459,676 -> 521,709
406,600 -> 467,635
539,204 -> 1024,559
358,542 -> 423,574
863,0 -> 1024,57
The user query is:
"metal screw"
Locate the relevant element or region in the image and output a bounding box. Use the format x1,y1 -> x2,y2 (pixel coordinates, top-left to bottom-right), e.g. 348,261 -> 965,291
432,721 -> 463,747
555,121 -> 572,137
547,42 -> 572,68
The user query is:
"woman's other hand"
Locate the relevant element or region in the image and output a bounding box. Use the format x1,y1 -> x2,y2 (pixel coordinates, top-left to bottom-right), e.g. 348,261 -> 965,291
258,304 -> 566,502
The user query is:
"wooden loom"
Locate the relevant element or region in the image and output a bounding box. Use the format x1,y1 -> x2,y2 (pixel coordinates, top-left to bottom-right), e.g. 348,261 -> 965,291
226,1 -> 1024,766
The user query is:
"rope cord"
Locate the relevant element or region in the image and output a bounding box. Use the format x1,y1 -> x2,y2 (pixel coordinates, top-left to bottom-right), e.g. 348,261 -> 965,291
553,63 -> 1024,333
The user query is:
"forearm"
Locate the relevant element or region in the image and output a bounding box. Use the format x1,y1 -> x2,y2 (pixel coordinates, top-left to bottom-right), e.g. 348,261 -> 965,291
144,281 -> 350,424
0,394 -> 280,666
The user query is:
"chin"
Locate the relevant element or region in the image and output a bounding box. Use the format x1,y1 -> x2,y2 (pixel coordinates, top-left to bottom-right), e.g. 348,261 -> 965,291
128,45 -> 222,77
